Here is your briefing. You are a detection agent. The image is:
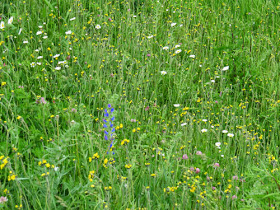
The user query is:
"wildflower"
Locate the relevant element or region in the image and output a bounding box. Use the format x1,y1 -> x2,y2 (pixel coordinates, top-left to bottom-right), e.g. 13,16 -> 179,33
95,24 -> 101,29
70,17 -> 76,21
175,44 -> 181,48
23,40 -> 28,44
150,173 -> 156,177
65,30 -> 72,35
182,154 -> 188,160
55,66 -> 61,70
121,139 -> 130,146
145,106 -> 149,111
195,168 -> 200,174
181,123 -> 187,126
54,166 -> 59,171
171,23 -> 177,27
36,31 -> 42,35
163,46 -> 169,50
160,71 -> 167,75
125,164 -> 132,169
189,55 -> 195,58
0,21 -> 4,29
43,36 -> 48,39
196,151 -> 203,155
0,196 -> 8,204
30,62 -> 36,67
232,175 -> 238,180
147,53 -> 151,57
222,66 -> 229,71
147,35 -> 153,39
173,104 -> 180,107
175,49 -> 182,54
8,17 -> 13,24
202,119 -> 207,122
232,195 -> 237,200
222,130 -> 228,133
227,133 -> 234,137
214,163 -> 220,168
37,56 -> 43,59
201,129 -> 208,133
215,142 -> 221,148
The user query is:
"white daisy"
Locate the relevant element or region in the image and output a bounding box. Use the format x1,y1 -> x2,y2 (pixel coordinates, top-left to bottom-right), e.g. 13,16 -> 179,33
36,31 -> 42,35
175,45 -> 181,48
189,55 -> 195,58
227,133 -> 234,137
181,123 -> 187,126
30,62 -> 36,67
8,17 -> 13,24
175,49 -> 182,54
160,71 -> 167,75
43,36 -> 48,39
222,66 -> 229,71
23,41 -> 28,44
95,24 -> 101,29
201,129 -> 208,133
173,104 -> 180,107
163,46 -> 169,50
222,130 -> 228,134
215,142 -> 221,147
0,21 -> 5,29
37,56 -> 43,59
65,30 -> 72,35
147,35 -> 153,39
70,17 -> 76,21
55,66 -> 61,70
171,23 -> 176,27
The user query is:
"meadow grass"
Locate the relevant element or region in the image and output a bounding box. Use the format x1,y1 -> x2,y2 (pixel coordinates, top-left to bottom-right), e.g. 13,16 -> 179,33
0,0 -> 280,209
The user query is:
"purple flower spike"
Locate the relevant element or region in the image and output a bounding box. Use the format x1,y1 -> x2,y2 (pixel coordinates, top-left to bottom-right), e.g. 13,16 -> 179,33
105,135 -> 108,140
108,104 -> 112,108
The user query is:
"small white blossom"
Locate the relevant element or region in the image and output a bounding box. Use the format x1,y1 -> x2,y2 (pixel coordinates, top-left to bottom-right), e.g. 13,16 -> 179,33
181,123 -> 187,126
160,71 -> 167,75
36,31 -> 42,35
43,36 -> 48,39
55,66 -> 61,70
0,21 -> 5,29
23,41 -> 28,44
171,23 -> 176,27
222,66 -> 229,71
222,130 -> 228,134
37,56 -> 43,59
70,17 -> 76,21
163,46 -> 169,50
227,133 -> 234,137
30,62 -> 36,68
8,17 -> 13,24
147,35 -> 153,39
175,49 -> 182,54
173,104 -> 180,107
189,55 -> 195,58
95,24 -> 101,29
201,129 -> 208,133
65,30 -> 72,35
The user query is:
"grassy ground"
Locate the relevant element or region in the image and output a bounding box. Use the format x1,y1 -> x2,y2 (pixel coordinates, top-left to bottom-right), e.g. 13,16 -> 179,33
0,0 -> 280,209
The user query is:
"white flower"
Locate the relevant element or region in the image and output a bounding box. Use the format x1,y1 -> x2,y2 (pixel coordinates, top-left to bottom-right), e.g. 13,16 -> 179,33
215,142 -> 221,147
163,46 -> 169,50
65,30 -> 72,35
133,15 -> 137,18
227,133 -> 234,137
18,28 -> 22,35
95,24 -> 101,29
160,71 -> 167,75
173,104 -> 180,107
189,55 -> 195,58
147,35 -> 153,39
35,49 -> 40,52
199,65 -> 202,67
30,62 -> 36,67
23,41 -> 28,44
37,62 -> 42,65
180,24 -> 183,27
222,130 -> 228,134
36,31 -> 42,35
65,65 -> 69,68
175,45 -> 181,48
70,17 -> 76,21
58,61 -> 67,65
211,80 -> 215,83
37,56 -> 43,59
0,21 -> 5,29
222,66 -> 229,71
175,49 -> 182,54
181,123 -> 187,126
171,23 -> 176,27
211,125 -> 214,128
8,17 -> 13,24
202,119 -> 207,122
201,129 -> 208,133
53,54 -> 60,58
221,155 -> 224,158
54,166 -> 59,171
43,36 -> 48,39
38,25 -> 43,29
55,66 -> 61,70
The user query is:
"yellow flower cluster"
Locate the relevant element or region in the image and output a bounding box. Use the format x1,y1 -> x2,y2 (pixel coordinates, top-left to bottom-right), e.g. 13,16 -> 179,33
0,155 -> 9,170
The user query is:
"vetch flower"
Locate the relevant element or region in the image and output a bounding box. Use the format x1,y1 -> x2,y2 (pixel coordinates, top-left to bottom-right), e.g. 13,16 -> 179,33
182,154 -> 188,160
